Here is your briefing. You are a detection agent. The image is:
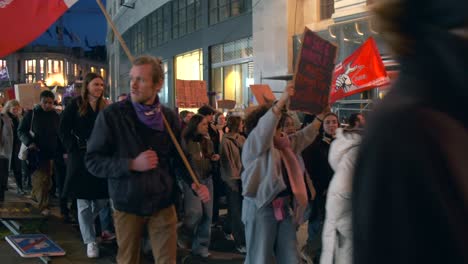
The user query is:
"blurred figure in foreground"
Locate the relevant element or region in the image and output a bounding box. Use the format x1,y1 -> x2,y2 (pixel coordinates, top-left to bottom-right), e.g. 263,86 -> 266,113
353,1 -> 468,264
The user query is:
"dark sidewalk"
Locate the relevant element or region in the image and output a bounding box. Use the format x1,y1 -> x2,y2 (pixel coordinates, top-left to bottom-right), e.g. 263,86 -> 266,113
0,179 -> 245,264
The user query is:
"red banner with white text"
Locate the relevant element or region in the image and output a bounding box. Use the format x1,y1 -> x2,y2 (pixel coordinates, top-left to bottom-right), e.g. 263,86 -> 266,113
329,37 -> 389,103
0,0 -> 78,58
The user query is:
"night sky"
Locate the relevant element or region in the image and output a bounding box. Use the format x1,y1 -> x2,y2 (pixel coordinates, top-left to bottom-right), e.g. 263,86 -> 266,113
31,0 -> 107,50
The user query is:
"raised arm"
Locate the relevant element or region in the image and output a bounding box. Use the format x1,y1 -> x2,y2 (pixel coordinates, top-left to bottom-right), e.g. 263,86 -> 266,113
242,85 -> 293,161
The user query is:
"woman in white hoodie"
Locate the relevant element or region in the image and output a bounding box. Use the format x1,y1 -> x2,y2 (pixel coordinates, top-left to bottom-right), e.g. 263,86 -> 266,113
320,128 -> 362,264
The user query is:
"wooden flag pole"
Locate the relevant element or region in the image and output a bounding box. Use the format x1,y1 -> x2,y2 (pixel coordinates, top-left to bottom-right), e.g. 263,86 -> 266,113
95,0 -> 201,187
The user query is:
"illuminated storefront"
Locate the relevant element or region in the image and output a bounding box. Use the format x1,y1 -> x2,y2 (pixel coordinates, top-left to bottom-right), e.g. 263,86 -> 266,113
211,37 -> 253,108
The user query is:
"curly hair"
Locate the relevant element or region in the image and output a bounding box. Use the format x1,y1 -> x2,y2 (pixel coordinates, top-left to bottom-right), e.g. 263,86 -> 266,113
243,104 -> 271,136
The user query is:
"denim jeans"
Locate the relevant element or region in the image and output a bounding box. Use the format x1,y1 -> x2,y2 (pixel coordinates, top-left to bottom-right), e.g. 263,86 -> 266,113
182,178 -> 213,256
77,199 -> 108,244
99,202 -> 114,232
242,198 -> 299,264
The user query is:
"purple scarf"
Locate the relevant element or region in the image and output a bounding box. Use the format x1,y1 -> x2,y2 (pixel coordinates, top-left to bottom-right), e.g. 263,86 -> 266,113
132,96 -> 164,131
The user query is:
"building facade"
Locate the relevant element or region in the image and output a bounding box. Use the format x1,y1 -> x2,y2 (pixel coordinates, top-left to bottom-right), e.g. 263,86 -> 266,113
109,0 -> 391,115
107,0 -> 253,109
0,46 -> 108,98
254,0 -> 393,119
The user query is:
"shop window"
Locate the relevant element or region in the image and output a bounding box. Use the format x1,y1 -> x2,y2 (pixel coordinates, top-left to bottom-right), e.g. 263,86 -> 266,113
175,49 -> 203,81
173,0 -> 202,39
209,0 -> 251,25
320,0 -> 334,20
212,61 -> 253,107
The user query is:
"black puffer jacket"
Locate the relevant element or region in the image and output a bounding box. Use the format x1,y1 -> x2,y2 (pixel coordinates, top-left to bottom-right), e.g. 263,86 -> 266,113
18,106 -> 60,160
85,98 -> 182,216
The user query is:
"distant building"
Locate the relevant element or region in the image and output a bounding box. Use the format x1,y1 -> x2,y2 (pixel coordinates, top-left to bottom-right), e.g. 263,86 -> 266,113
0,45 -> 107,90
106,0 -> 252,108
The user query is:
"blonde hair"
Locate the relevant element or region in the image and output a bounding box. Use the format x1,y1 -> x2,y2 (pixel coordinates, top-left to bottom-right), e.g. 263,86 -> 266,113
1,99 -> 20,114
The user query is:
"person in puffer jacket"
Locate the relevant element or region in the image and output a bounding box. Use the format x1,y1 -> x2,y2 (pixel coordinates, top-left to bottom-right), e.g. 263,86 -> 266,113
320,128 -> 362,264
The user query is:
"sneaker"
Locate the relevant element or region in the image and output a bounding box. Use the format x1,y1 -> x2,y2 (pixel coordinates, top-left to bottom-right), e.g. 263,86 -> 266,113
87,242 -> 99,258
40,209 -> 50,216
236,245 -> 247,254
193,252 -> 211,258
300,244 -> 314,264
177,238 -> 190,250
101,231 -> 116,241
224,232 -> 234,241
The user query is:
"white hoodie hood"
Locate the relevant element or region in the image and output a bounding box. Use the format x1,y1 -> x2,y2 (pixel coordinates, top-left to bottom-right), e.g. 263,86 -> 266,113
328,128 -> 362,171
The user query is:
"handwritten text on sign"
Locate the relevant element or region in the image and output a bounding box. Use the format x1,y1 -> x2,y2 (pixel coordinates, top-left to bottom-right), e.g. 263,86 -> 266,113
290,28 -> 337,114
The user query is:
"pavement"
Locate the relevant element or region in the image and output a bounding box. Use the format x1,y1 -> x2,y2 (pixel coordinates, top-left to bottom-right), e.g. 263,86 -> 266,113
0,178 -> 309,264
0,178 -> 247,264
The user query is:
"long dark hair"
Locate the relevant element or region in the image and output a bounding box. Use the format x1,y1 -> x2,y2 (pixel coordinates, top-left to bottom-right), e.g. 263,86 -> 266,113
183,114 -> 206,143
183,114 -> 212,157
226,115 -> 242,133
79,72 -> 106,116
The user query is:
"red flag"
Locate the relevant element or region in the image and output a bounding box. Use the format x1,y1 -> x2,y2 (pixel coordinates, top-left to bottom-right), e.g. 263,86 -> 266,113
0,0 -> 78,58
329,37 -> 389,103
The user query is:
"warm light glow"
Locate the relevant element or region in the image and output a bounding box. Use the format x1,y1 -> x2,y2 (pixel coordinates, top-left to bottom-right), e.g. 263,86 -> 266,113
175,49 -> 203,80
224,70 -> 241,101
355,22 -> 364,36
329,27 -> 337,38
45,73 -> 65,86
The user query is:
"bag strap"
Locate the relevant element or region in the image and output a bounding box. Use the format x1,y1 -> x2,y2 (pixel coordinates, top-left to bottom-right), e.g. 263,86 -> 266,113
29,109 -> 34,134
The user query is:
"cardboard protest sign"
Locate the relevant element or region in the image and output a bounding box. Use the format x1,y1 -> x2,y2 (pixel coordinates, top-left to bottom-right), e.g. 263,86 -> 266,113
290,27 -> 338,114
175,79 -> 208,108
14,83 -> 48,110
250,84 -> 276,105
5,234 -> 66,257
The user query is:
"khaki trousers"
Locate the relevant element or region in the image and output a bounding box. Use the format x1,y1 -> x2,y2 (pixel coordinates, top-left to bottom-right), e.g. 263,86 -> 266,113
114,205 -> 177,264
31,160 -> 53,211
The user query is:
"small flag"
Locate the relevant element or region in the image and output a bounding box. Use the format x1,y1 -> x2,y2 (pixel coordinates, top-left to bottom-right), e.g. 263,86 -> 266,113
71,32 -> 81,43
56,25 -> 64,41
0,67 -> 10,81
85,36 -> 90,47
63,27 -> 74,42
46,29 -> 53,38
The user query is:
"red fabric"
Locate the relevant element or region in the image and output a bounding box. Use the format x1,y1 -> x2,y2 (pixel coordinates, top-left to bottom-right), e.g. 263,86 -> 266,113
5,87 -> 15,99
329,37 -> 389,103
0,0 -> 78,58
379,70 -> 399,91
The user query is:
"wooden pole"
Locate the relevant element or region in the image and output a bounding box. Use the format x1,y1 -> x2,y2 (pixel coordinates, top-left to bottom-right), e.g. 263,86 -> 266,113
95,0 -> 200,187
95,0 -> 133,62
